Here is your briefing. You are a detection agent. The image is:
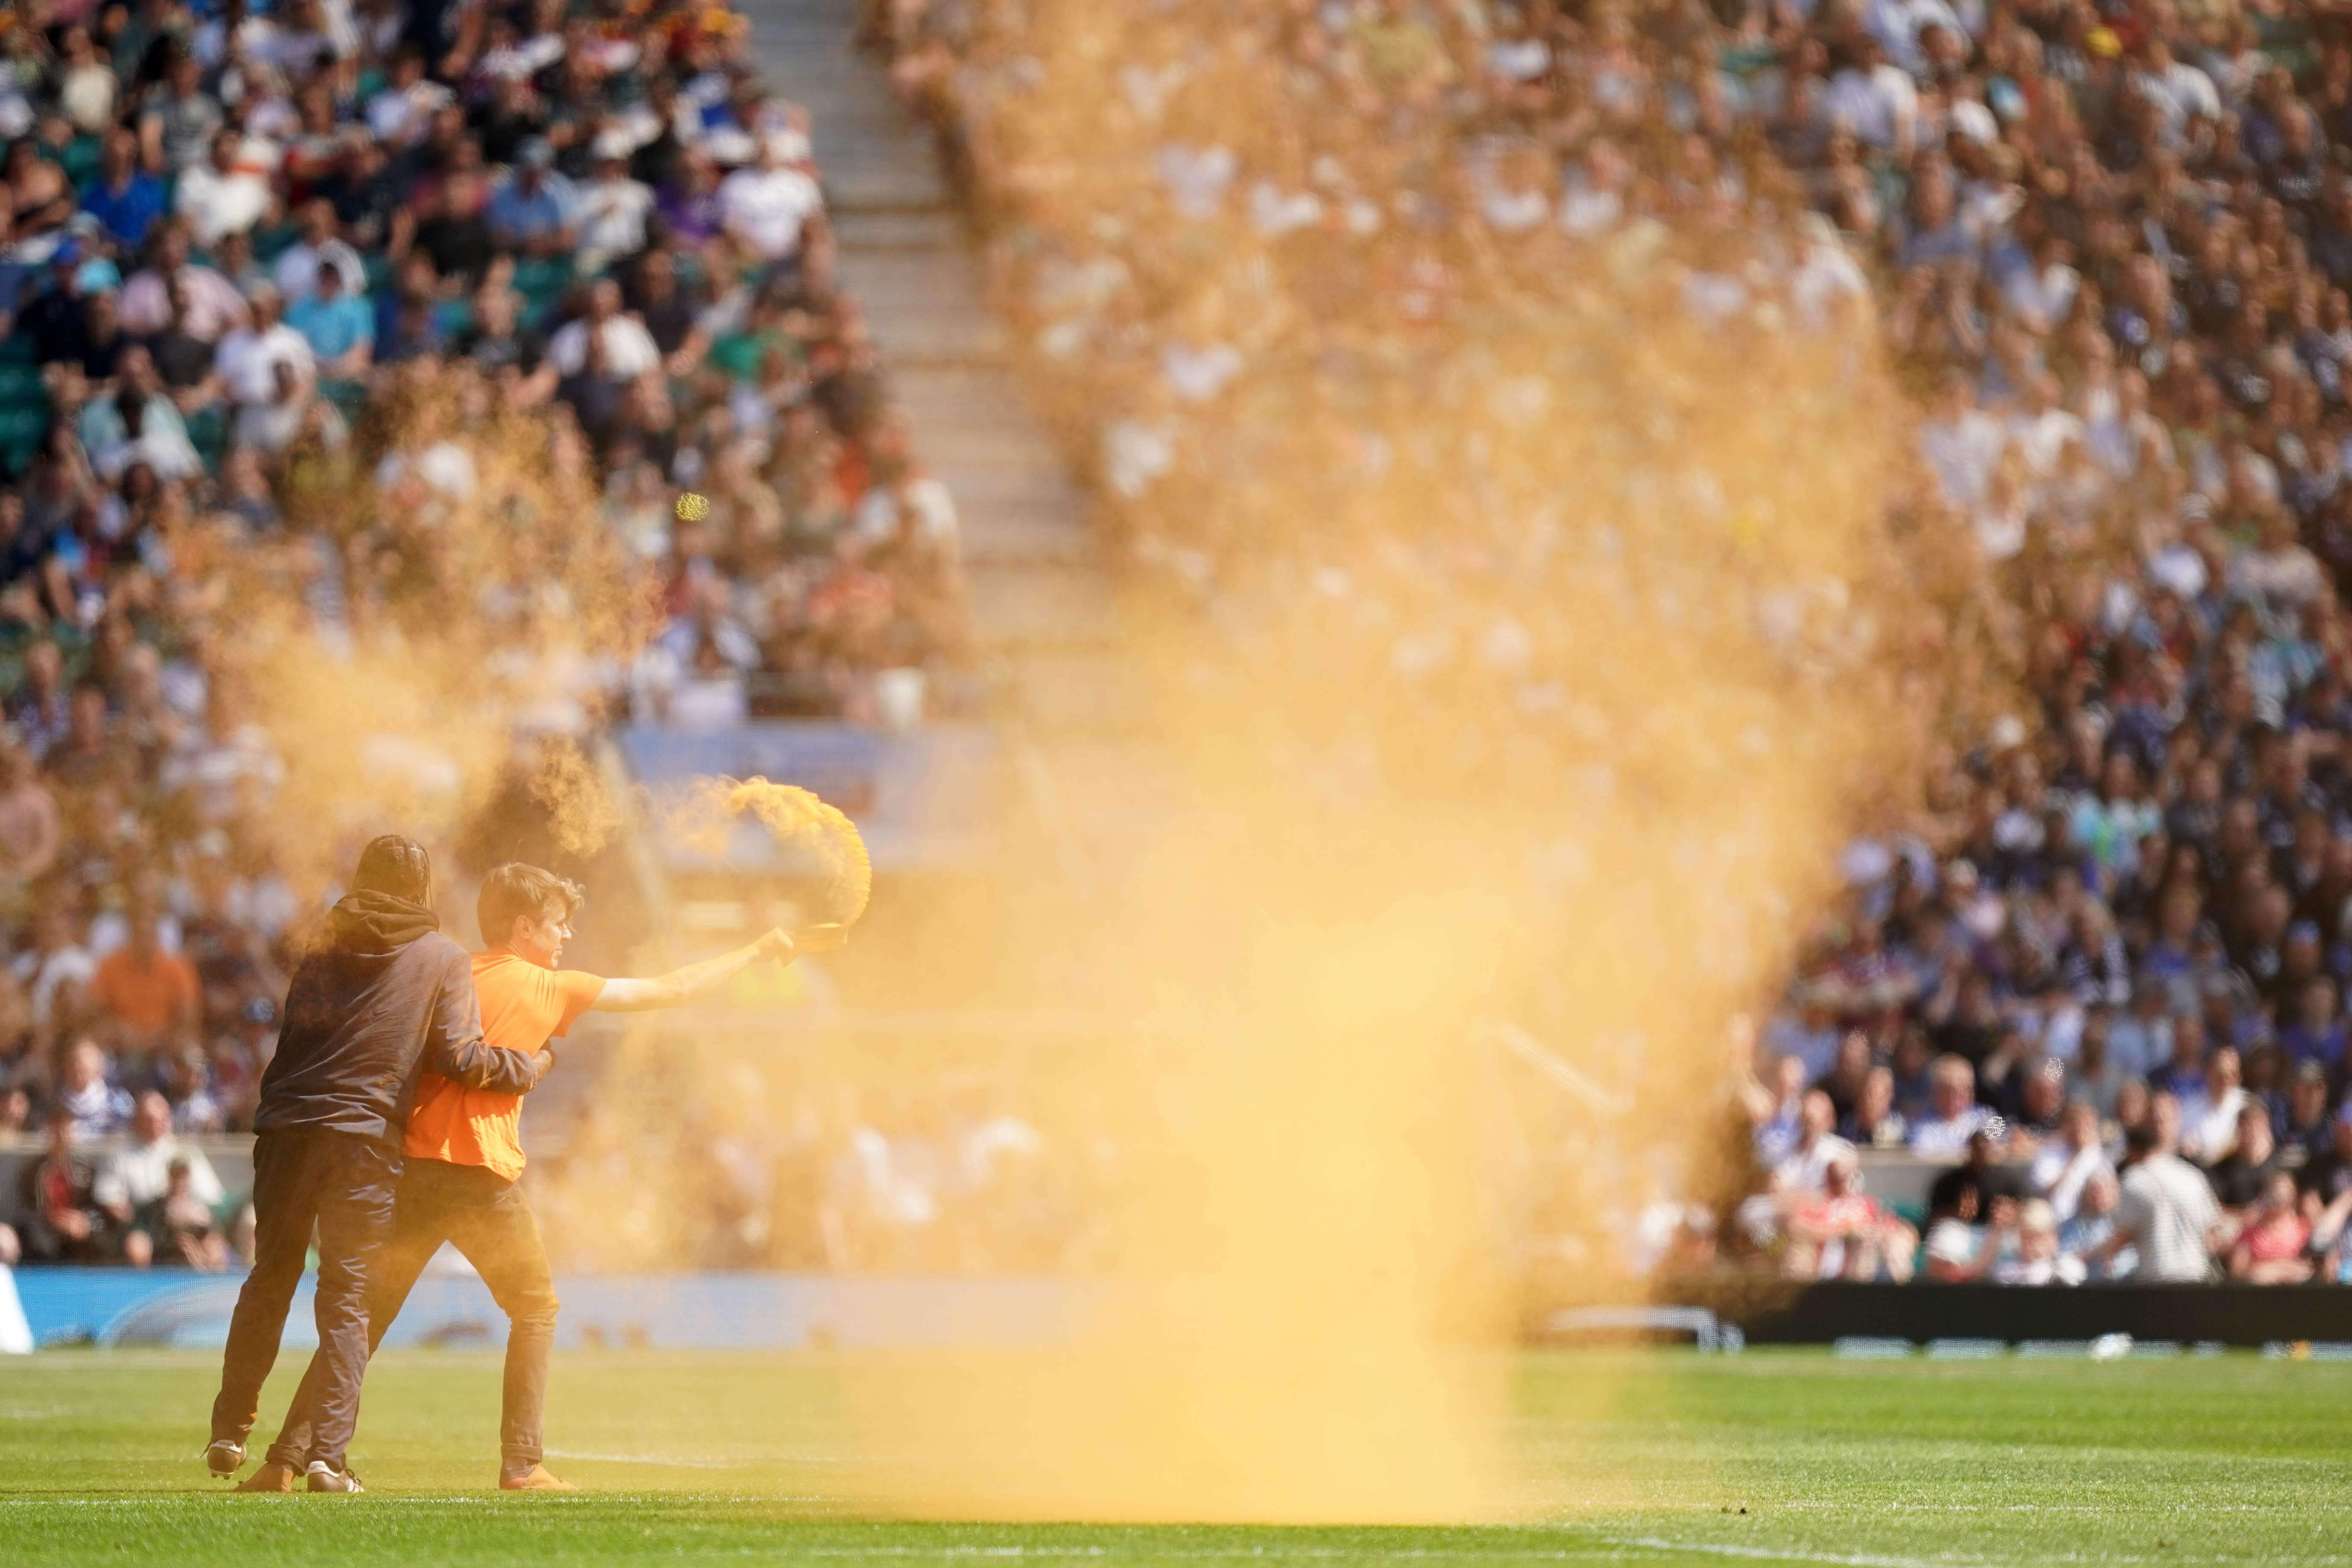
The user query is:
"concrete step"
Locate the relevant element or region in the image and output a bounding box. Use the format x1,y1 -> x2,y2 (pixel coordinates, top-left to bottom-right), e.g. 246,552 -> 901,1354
890,365 -> 1057,429
864,318 -> 1008,365
835,210 -> 968,250
956,483 -> 1090,531
961,518 -> 1097,570
931,463 -> 1089,517
820,168 -> 952,213
912,428 -> 1065,480
836,251 -> 987,308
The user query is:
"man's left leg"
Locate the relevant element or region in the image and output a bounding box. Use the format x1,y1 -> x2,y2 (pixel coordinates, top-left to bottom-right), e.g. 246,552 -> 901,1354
296,1136 -> 401,1486
254,1171 -> 449,1489
441,1168 -> 564,1487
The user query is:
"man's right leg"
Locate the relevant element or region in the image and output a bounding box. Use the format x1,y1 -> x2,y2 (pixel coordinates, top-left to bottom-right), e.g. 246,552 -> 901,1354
262,1170 -> 448,1475
294,1136 -> 401,1477
208,1131 -> 324,1457
439,1168 -> 563,1484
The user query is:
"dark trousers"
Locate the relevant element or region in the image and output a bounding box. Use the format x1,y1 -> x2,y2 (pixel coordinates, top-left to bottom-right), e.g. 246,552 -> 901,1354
266,1157 -> 560,1475
209,1129 -> 398,1470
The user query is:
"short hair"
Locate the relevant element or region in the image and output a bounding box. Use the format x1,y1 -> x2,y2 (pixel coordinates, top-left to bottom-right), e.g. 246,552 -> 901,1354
477,863 -> 584,946
352,835 -> 431,902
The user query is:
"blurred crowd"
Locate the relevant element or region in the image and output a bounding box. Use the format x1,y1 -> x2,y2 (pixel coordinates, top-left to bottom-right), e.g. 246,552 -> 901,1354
872,0 -> 2352,1288
37,0 -> 2352,1292
0,0 -> 973,1268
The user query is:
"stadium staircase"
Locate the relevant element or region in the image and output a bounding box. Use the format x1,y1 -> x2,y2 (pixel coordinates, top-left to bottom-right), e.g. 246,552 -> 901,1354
739,0 -> 1162,917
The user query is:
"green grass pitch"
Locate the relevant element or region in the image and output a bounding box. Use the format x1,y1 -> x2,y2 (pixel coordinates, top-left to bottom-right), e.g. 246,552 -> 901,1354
2,1347 -> 2349,1565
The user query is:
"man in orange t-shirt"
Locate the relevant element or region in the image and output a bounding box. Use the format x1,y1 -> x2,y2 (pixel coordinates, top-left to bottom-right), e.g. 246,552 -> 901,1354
90,906 -> 199,1048
253,862 -> 844,1492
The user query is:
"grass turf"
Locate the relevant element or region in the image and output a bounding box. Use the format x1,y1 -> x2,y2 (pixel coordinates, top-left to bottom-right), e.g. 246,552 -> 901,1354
0,1347 -> 2349,1565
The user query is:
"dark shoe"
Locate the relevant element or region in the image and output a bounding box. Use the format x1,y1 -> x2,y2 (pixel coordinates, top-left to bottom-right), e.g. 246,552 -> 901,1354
204,1440 -> 245,1480
305,1463 -> 364,1493
499,1465 -> 575,1491
235,1462 -> 299,1493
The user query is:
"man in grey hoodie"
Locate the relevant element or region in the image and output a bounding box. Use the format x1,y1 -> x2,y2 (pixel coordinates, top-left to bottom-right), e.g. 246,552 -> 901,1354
203,836 -> 548,1493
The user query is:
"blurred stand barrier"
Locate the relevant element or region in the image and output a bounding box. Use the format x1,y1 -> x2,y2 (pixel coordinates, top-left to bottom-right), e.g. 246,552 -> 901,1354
0,1137 -> 256,1233
10,1267 -> 1098,1351
1626,1277 -> 2352,1348
27,1264 -> 2349,1351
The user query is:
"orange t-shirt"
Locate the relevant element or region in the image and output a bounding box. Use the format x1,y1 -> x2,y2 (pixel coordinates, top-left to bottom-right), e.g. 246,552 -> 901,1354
404,951 -> 604,1182
90,947 -> 199,1035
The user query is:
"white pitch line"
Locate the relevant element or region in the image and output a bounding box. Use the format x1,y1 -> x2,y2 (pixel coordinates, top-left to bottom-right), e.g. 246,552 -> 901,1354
1599,1537 -> 1974,1568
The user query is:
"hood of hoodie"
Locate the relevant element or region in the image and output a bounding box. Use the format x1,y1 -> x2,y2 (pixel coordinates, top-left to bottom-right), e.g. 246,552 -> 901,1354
327,890 -> 441,958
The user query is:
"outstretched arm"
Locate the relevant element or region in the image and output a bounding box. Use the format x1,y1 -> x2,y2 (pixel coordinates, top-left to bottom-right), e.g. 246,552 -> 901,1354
590,925 -> 847,1013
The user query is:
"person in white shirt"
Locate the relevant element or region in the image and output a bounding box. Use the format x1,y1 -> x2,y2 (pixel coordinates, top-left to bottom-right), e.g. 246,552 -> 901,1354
1998,230 -> 2079,336
546,279 -> 661,379
18,905 -> 96,1031
94,1092 -> 226,1249
1774,1090 -> 1857,1197
2178,1044 -> 2248,1162
1735,1089 -> 1857,1250
271,199 -> 367,304
1918,370 -> 2005,510
175,129 -> 276,248
1558,139 -> 1629,238
1908,1054 -> 1995,1158
1790,217 -> 1870,329
363,44 -> 452,149
1990,1198 -> 2086,1285
854,467 -> 960,558
213,286 -> 316,408
570,142 -> 656,276
2129,37 -> 2220,146
1824,35 -> 1917,158
2028,1099 -> 2112,1221
2005,371 -> 2088,486
2104,1121 -> 2224,1281
1866,0 -> 1967,79
717,138 -> 824,265
2086,366 -> 2168,480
